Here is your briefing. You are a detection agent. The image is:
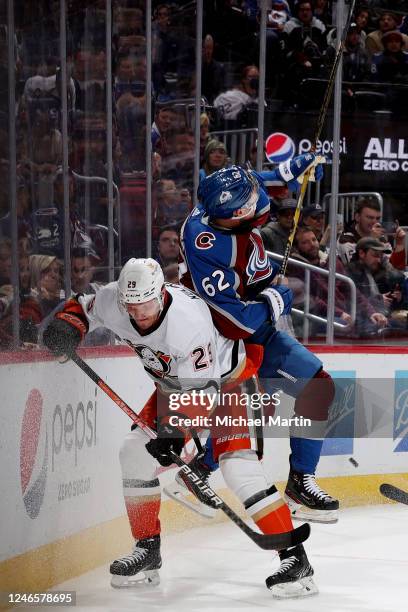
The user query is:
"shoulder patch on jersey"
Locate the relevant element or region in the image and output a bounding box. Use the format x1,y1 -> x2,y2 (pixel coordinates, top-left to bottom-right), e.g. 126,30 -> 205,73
195,231 -> 216,250
246,231 -> 272,285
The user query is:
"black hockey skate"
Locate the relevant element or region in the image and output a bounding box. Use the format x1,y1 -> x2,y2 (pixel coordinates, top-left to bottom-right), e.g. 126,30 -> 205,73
110,535 -> 162,588
285,467 -> 339,523
266,544 -> 318,599
164,453 -> 217,518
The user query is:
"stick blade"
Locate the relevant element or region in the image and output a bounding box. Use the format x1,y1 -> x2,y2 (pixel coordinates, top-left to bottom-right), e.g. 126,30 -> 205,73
253,522 -> 311,551
380,483 -> 408,505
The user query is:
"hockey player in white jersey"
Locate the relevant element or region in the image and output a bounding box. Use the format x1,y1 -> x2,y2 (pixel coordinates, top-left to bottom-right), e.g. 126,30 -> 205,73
43,258 -> 318,598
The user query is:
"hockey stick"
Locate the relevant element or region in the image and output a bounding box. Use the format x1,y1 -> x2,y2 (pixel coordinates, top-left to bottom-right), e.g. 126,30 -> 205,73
379,483 -> 408,506
279,0 -> 356,278
70,351 -> 310,550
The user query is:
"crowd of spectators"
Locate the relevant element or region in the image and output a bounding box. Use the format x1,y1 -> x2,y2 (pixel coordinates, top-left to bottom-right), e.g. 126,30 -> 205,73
2,0 -> 408,350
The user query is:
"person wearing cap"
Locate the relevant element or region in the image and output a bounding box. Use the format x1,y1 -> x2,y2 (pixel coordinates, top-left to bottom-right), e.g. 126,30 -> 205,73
260,198 -> 297,255
301,202 -> 326,239
199,139 -> 229,181
371,30 -> 408,83
345,237 -> 397,335
365,11 -> 408,57
343,22 -> 371,82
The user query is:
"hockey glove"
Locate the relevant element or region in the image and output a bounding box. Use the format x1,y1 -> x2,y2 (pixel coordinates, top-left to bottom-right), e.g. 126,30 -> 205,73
145,420 -> 185,467
259,285 -> 293,324
276,153 -> 324,191
43,313 -> 86,357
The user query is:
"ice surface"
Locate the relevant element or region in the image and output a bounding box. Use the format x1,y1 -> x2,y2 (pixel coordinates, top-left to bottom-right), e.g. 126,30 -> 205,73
19,505 -> 408,612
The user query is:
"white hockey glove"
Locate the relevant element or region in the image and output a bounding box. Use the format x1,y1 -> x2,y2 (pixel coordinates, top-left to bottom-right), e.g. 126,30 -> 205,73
259,285 -> 293,324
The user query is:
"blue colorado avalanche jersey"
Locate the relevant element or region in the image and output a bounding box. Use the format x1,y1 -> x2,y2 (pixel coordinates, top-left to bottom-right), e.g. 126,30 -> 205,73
180,170 -> 281,340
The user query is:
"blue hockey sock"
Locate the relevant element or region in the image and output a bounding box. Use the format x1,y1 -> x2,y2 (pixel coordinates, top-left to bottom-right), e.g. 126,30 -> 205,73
289,437 -> 323,474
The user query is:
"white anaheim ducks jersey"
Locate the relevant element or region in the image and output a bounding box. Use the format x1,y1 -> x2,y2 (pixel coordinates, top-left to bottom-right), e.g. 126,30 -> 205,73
79,283 -> 245,393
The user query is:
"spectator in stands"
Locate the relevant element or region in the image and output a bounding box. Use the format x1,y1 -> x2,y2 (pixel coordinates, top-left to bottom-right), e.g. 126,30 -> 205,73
260,197 -> 297,255
288,226 -> 353,328
200,112 -> 211,164
0,253 -> 42,348
345,237 -> 397,334
115,53 -> 137,84
301,203 -> 326,241
152,4 -> 180,95
71,247 -> 100,294
281,1 -> 327,103
253,1 -> 290,90
156,179 -> 190,229
338,197 -> 406,269
370,30 -> 408,83
29,254 -> 64,319
302,202 -> 345,251
27,104 -> 62,207
114,7 -> 145,54
151,105 -> 177,156
157,227 -> 180,268
161,130 -> 195,185
353,6 -> 370,47
341,22 -> 371,82
313,0 -> 331,25
199,139 -> 229,181
213,65 -> 260,122
201,34 -> 225,103
365,11 -> 408,57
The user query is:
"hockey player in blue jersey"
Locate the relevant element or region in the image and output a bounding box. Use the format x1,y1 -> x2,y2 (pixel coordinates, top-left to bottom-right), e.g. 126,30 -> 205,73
179,155 -> 339,527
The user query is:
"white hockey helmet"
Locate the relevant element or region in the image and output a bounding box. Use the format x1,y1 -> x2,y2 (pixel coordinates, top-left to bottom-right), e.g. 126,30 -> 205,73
117,258 -> 165,310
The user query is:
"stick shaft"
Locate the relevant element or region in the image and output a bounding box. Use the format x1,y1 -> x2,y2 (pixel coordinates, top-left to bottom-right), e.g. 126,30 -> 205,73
279,0 -> 356,277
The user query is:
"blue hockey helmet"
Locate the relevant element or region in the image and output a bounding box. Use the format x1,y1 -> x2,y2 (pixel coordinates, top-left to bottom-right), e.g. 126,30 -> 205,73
197,166 -> 259,219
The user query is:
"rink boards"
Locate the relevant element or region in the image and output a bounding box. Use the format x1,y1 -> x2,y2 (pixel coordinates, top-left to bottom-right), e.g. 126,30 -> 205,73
1,345 -> 408,599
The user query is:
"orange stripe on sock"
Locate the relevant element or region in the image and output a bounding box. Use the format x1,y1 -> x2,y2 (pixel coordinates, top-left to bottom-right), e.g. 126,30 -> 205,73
255,500 -> 294,535
124,496 -> 161,540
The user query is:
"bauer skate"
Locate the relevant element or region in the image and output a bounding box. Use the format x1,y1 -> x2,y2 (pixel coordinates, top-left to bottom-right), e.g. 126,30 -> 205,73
266,544 -> 318,599
164,453 -> 218,518
285,467 -> 339,523
110,535 -> 161,588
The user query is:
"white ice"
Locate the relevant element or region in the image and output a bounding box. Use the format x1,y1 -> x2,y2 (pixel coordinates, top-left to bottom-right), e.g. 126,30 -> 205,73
19,505 -> 408,612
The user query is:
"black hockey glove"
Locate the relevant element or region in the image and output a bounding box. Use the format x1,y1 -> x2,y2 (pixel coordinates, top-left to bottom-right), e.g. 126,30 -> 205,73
43,313 -> 86,357
145,420 -> 185,467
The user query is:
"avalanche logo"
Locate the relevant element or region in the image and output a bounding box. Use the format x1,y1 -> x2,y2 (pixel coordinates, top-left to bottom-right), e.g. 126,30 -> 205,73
20,389 -> 48,519
246,231 -> 272,285
265,132 -> 295,163
195,231 -> 216,250
393,372 -> 408,452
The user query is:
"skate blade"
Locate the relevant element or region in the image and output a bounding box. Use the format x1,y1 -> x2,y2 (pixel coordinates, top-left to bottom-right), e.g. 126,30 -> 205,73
163,481 -> 217,518
268,576 -> 319,599
284,494 -> 339,524
110,569 -> 160,588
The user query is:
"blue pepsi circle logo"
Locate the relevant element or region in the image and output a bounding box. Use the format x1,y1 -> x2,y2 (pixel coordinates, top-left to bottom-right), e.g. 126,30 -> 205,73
265,132 -> 295,163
